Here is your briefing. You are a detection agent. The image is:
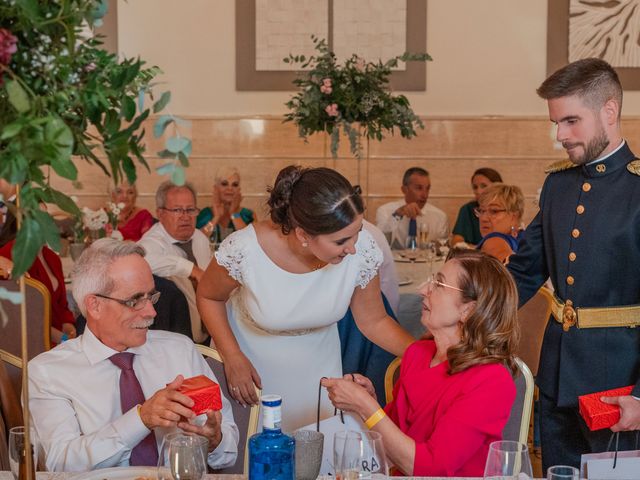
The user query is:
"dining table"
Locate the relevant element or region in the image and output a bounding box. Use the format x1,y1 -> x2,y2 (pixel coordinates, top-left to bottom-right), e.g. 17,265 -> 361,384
0,472 -> 498,480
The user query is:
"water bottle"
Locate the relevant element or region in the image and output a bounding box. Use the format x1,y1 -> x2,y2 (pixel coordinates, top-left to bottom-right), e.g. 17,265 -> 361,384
248,395 -> 295,480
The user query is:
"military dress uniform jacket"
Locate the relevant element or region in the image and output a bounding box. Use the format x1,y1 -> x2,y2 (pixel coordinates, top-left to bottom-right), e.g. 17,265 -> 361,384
508,142 -> 640,407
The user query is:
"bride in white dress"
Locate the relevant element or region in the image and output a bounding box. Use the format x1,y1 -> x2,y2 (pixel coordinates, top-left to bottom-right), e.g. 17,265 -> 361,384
197,166 -> 414,431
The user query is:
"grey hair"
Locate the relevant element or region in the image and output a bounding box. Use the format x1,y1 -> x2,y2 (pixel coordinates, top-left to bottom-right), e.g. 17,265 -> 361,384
71,238 -> 146,316
155,180 -> 197,208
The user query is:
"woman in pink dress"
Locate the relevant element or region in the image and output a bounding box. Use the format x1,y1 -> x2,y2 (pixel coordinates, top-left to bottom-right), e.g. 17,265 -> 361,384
108,180 -> 154,241
323,249 -> 519,477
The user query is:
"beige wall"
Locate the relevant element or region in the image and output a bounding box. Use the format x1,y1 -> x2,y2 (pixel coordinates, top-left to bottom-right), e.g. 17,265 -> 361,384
117,0 -> 640,116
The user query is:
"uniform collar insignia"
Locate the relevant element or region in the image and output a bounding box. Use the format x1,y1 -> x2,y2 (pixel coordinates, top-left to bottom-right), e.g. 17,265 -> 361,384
545,160 -> 577,174
627,159 -> 640,176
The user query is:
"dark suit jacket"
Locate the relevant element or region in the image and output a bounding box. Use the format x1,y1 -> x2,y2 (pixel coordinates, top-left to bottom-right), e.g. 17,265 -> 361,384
508,142 -> 640,407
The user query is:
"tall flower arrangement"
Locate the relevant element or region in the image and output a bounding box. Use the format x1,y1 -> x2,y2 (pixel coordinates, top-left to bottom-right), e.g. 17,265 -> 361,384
0,0 -> 191,276
284,36 -> 431,158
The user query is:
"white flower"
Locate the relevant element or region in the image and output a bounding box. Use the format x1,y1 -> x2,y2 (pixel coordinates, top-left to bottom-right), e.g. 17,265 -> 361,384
82,207 -> 108,230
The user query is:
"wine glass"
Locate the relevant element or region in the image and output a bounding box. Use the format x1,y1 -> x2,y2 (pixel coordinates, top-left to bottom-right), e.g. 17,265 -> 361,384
8,426 -> 38,480
547,465 -> 579,480
483,440 -> 533,479
437,236 -> 450,258
403,235 -> 420,262
424,241 -> 437,275
158,433 -> 208,480
333,431 -> 362,480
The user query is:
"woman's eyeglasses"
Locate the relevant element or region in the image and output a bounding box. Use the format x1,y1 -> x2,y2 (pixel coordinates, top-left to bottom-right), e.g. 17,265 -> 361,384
220,180 -> 240,188
421,274 -> 463,293
473,207 -> 507,218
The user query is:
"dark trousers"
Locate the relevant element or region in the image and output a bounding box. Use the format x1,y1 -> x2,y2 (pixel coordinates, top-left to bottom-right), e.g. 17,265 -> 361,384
539,390 -> 639,473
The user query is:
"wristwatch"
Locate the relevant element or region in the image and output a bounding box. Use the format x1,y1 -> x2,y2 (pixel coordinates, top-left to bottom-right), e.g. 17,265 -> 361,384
392,212 -> 403,220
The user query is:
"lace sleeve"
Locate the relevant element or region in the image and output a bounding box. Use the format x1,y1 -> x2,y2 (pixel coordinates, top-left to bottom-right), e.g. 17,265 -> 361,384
356,230 -> 383,289
215,233 -> 246,284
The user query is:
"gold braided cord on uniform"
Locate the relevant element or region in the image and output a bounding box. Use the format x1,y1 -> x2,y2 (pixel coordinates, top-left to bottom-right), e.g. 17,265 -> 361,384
626,159 -> 640,176
544,160 -> 578,174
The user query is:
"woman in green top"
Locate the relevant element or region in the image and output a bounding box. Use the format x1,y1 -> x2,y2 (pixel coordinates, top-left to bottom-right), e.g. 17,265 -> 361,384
197,166 -> 254,242
451,168 -> 502,246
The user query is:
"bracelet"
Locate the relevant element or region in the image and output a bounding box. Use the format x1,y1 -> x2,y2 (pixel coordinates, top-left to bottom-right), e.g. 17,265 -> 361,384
60,333 -> 69,342
364,408 -> 386,429
231,212 -> 241,220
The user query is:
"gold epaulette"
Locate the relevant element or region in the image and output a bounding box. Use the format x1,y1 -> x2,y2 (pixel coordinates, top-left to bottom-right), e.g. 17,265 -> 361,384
544,160 -> 577,174
627,159 -> 640,176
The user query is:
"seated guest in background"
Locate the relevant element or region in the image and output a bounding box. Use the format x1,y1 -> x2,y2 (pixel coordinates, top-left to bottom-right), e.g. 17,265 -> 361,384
108,180 -> 154,241
475,183 -> 525,263
0,198 -> 76,346
196,167 -> 254,243
138,181 -> 211,343
451,168 -> 503,246
322,249 -> 518,477
376,167 -> 449,249
28,239 -> 238,471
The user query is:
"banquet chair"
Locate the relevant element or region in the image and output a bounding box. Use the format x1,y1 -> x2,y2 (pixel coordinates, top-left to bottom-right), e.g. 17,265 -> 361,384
196,344 -> 261,474
0,277 -> 51,359
502,357 -> 534,445
517,287 -> 553,376
0,348 -> 23,469
384,357 -> 402,404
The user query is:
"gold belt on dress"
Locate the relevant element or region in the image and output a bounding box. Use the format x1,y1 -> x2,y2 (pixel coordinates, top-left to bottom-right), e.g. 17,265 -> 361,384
550,295 -> 640,331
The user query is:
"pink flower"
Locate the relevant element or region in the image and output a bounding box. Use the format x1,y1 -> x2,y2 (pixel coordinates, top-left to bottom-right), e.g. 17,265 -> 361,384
325,103 -> 339,117
85,62 -> 97,72
320,84 -> 332,94
0,28 -> 18,66
322,78 -> 332,87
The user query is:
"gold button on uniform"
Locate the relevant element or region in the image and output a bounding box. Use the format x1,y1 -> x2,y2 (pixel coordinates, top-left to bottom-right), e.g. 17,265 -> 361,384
583,182 -> 591,192
576,205 -> 585,214
596,164 -> 606,173
567,276 -> 575,285
572,229 -> 580,238
569,252 -> 576,261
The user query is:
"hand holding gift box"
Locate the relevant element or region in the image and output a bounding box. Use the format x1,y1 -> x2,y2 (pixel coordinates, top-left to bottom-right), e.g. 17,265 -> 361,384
579,385 -> 633,431
178,375 -> 222,415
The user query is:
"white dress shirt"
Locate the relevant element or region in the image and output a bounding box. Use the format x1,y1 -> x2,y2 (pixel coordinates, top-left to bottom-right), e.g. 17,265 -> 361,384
137,222 -> 212,278
28,329 -> 238,472
138,223 -> 212,342
376,200 -> 449,249
363,220 -> 400,314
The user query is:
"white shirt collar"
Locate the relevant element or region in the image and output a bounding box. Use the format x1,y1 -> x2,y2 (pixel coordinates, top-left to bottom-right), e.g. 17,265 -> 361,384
586,139 -> 625,165
82,325 -> 153,366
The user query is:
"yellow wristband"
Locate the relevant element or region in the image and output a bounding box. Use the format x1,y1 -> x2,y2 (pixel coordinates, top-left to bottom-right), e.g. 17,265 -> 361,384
364,408 -> 386,429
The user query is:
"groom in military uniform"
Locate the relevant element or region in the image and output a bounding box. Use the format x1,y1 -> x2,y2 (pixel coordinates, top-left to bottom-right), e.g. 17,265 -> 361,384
508,58 -> 640,471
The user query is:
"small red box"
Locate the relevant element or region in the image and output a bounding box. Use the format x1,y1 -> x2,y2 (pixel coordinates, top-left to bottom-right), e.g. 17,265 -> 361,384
578,385 -> 634,431
178,375 -> 222,415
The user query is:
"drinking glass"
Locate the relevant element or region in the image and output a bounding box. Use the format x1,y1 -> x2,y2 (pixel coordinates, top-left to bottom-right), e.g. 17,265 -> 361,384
333,431 -> 362,480
483,440 -> 533,479
547,465 -> 579,480
333,431 -> 389,480
8,426 -> 38,480
403,235 -> 420,262
293,430 -> 324,480
358,431 -> 389,480
158,432 -> 208,480
418,223 -> 430,248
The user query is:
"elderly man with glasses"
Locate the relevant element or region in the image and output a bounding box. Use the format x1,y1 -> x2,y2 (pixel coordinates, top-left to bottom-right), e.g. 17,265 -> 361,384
28,239 -> 238,472
138,181 -> 212,343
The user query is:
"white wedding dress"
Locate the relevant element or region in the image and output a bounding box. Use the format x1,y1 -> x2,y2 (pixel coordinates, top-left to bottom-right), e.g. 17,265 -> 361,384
215,225 -> 382,431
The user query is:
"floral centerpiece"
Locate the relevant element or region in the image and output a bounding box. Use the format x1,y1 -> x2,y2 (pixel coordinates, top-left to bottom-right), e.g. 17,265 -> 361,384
284,36 -> 431,157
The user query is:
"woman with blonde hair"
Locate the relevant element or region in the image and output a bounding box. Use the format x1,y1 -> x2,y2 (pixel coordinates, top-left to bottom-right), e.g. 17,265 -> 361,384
475,183 -> 525,263
108,180 -> 154,241
196,166 -> 254,242
322,249 -> 519,477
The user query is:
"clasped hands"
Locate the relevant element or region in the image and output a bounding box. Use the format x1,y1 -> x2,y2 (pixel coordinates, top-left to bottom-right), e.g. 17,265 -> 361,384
140,375 -> 222,453
321,373 -> 379,419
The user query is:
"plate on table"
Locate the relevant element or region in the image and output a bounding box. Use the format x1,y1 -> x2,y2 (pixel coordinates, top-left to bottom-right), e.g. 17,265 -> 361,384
398,277 -> 413,286
393,255 -> 426,263
71,466 -> 158,480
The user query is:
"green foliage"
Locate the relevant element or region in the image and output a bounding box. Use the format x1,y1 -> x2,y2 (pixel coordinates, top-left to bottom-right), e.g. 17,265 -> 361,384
283,36 -> 431,157
0,0 -> 187,277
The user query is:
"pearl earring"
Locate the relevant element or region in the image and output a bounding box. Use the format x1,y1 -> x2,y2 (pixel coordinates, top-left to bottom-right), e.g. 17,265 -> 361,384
302,242 -> 309,247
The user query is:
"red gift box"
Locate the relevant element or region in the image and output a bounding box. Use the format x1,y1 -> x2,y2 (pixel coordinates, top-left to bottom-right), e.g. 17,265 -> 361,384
178,375 -> 222,415
578,385 -> 634,431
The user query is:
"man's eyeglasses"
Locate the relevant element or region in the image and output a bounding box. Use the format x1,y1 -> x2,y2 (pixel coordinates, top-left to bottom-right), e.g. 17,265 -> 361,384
94,291 -> 161,310
160,207 -> 200,217
473,207 -> 507,218
422,274 -> 463,293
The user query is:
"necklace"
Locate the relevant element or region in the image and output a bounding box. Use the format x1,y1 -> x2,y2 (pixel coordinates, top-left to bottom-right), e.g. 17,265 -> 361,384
120,207 -> 134,225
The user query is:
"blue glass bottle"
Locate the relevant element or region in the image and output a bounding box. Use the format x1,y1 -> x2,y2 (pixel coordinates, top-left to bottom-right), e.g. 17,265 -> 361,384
249,395 -> 295,480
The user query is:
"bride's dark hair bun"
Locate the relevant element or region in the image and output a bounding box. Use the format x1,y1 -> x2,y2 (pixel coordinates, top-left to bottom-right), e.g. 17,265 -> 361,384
267,165 -> 364,235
